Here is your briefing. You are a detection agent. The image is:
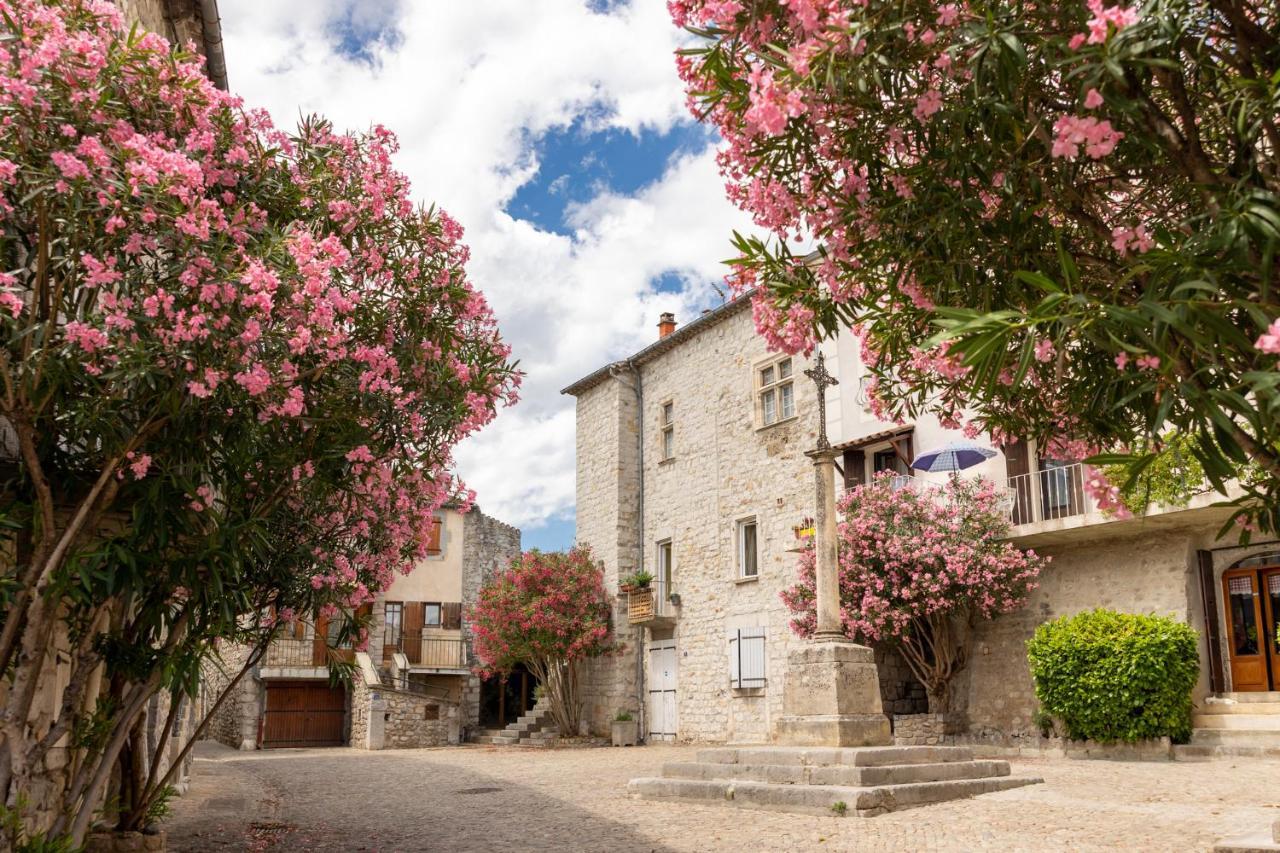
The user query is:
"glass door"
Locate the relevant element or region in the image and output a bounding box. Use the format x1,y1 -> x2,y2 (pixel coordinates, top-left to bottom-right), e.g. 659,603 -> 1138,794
1223,570 -> 1270,692
1263,570 -> 1280,691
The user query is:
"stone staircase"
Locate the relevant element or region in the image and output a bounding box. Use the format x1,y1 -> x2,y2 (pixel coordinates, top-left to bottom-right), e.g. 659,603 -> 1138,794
468,697 -> 559,747
628,745 -> 1042,817
1186,692 -> 1280,754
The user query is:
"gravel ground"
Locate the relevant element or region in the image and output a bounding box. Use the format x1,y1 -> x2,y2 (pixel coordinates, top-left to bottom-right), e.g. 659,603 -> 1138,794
164,741 -> 1280,852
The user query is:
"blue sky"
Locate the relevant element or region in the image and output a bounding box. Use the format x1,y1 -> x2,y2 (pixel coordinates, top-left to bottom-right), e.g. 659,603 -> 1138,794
221,0 -> 755,554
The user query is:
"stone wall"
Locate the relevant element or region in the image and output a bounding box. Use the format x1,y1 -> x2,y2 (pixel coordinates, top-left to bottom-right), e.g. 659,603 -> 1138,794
350,679 -> 460,749
574,376 -> 642,734
114,0 -> 206,52
200,642 -> 259,750
963,527 -> 1205,738
875,645 -> 928,717
461,506 -> 521,729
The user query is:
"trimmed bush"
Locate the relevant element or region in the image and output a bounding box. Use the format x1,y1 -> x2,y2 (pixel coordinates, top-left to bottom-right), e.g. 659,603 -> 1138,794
1026,609 -> 1200,744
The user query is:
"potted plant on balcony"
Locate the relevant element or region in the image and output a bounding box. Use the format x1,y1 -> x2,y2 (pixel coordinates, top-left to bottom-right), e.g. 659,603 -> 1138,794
618,570 -> 652,595
611,709 -> 639,747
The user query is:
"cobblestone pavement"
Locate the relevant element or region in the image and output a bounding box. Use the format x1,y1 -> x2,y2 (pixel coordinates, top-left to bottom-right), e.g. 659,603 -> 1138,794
166,742 -> 1280,852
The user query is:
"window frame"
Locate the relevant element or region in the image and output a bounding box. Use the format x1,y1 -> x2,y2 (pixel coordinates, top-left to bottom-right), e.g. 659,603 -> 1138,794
424,602 -> 442,628
383,602 -> 403,647
736,517 -> 759,580
660,400 -> 675,461
657,539 -> 673,593
756,356 -> 796,428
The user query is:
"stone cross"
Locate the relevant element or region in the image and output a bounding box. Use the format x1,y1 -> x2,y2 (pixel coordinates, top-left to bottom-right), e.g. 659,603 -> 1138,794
804,351 -> 838,451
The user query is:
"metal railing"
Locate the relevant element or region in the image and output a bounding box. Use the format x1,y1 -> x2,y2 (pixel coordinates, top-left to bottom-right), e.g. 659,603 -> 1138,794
394,632 -> 467,669
1006,462 -> 1092,525
653,574 -> 675,617
263,637 -> 322,667
382,672 -> 454,700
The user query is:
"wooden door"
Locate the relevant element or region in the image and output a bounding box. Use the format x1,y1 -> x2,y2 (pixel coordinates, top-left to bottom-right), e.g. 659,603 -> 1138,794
311,615 -> 329,666
647,641 -> 677,741
1223,570 -> 1269,692
1263,570 -> 1280,691
260,681 -> 347,748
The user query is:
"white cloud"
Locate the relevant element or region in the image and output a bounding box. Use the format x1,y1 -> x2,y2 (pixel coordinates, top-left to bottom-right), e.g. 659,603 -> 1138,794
220,0 -> 756,533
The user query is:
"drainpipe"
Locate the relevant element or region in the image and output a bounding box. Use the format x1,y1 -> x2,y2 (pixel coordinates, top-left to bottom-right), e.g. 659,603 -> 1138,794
610,360 -> 646,740
197,0 -> 229,91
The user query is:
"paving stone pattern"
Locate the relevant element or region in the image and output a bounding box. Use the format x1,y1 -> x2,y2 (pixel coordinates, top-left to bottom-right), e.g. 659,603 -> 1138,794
168,742 -> 1280,852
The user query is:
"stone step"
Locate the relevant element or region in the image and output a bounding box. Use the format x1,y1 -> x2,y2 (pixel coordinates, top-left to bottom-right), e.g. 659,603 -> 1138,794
490,735 -> 520,746
1200,701 -> 1280,715
1174,743 -> 1280,760
1193,714 -> 1280,731
1190,729 -> 1280,748
1211,692 -> 1280,703
628,774 -> 1041,817
694,745 -> 974,768
661,759 -> 1010,787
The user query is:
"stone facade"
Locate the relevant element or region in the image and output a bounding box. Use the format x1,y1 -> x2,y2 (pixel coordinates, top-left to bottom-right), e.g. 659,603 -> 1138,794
200,641 -> 259,751
893,713 -> 966,746
350,678 -> 460,750
460,507 -> 521,728
112,0 -> 226,89
567,297 -> 1238,747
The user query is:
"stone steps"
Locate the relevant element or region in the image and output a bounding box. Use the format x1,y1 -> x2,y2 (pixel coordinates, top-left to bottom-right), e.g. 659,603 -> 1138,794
1190,693 -> 1280,750
660,759 -> 1010,787
627,774 -> 1040,817
628,745 -> 1040,817
467,701 -> 558,747
1193,714 -> 1280,730
1189,729 -> 1280,748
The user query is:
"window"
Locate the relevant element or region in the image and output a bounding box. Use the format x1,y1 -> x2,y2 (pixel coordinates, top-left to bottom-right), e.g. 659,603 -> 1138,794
383,602 -> 403,647
758,357 -> 795,426
737,518 -> 758,579
872,448 -> 908,477
729,627 -> 767,688
424,602 -> 442,627
660,401 -> 675,461
657,539 -> 673,602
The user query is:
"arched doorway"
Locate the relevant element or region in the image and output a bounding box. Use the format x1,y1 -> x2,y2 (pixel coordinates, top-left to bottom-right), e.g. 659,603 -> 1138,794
1223,552 -> 1280,692
478,663 -> 539,728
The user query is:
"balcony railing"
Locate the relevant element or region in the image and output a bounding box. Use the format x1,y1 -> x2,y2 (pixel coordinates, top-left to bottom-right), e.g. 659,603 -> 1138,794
390,632 -> 467,669
263,637 -> 354,668
1006,462 -> 1092,526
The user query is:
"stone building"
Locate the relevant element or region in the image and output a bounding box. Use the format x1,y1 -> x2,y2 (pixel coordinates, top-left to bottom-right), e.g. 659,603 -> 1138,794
566,295 -> 1280,749
202,505 -> 521,750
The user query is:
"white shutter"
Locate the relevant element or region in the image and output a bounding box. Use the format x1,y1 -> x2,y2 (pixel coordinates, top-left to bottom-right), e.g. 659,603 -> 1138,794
729,627 -> 767,688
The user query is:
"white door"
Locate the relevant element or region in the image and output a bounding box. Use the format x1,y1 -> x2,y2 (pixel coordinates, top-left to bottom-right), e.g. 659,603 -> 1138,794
647,640 -> 677,741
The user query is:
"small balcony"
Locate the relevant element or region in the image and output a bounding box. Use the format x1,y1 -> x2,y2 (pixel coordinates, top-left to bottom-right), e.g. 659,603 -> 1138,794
1006,462 -> 1092,527
386,631 -> 468,671
626,576 -> 677,629
261,637 -> 354,677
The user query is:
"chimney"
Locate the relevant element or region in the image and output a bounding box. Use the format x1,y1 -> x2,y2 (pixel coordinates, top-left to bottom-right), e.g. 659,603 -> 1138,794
657,312 -> 677,339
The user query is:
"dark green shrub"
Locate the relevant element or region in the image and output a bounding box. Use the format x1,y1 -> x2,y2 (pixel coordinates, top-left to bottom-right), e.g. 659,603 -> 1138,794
1026,609 -> 1200,744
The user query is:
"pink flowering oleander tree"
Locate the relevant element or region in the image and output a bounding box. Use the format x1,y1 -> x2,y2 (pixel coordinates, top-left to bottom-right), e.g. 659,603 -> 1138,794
470,548 -> 617,737
672,0 -> 1280,533
0,0 -> 518,844
782,474 -> 1046,712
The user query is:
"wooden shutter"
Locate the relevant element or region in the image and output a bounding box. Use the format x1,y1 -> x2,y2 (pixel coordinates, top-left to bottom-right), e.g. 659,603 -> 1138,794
427,517 -> 443,555
1003,439 -> 1032,525
842,449 -> 866,491
1197,550 -> 1225,693
403,602 -> 425,664
442,602 -> 462,630
311,615 -> 329,666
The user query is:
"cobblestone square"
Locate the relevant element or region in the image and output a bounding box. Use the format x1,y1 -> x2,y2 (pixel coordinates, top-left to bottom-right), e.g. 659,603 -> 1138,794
167,743 -> 1280,852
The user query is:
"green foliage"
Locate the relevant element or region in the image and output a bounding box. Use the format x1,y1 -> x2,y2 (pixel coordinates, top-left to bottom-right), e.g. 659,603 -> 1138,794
1100,432 -> 1259,517
1026,610 -> 1199,743
614,709 -> 633,722
830,801 -> 848,816
144,786 -> 176,825
1,798 -> 79,853
621,570 -> 653,589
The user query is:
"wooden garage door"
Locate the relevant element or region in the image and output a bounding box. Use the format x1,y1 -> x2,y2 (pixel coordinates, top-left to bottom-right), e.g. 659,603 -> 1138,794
261,681 -> 347,748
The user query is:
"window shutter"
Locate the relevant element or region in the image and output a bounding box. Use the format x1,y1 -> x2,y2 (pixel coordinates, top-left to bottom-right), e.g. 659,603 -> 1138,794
427,517 -> 443,555
729,627 -> 767,688
403,603 -> 425,664
442,602 -> 462,630
843,449 -> 866,490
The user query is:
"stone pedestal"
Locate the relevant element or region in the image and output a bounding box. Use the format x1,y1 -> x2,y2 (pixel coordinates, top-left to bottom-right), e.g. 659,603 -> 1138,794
775,640 -> 892,747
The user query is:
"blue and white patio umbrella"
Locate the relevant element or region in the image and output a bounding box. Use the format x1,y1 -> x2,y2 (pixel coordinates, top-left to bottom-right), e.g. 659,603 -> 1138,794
910,440 -> 998,474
